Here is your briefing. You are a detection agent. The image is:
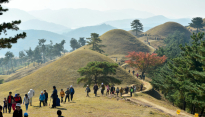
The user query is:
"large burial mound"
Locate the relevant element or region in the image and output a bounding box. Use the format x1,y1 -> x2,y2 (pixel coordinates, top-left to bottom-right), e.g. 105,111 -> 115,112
145,22 -> 191,38
83,29 -> 154,56
0,49 -> 140,98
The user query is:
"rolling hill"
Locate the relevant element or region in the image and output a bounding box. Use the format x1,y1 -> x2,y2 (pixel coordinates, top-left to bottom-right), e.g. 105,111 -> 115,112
83,29 -> 154,56
0,49 -> 140,97
19,19 -> 71,34
145,22 -> 191,38
0,30 -> 72,57
62,24 -> 116,39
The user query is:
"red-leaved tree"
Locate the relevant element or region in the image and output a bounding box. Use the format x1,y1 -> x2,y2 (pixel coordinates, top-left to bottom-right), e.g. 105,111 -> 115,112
125,52 -> 167,76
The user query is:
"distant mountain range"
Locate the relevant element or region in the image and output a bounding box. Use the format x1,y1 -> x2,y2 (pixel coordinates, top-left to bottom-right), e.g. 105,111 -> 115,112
62,24 -> 116,38
19,19 -> 72,34
105,15 -> 191,32
0,30 -> 71,57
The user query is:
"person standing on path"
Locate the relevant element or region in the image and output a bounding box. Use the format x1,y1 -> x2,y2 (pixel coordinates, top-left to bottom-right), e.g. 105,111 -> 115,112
51,86 -> 57,108
85,85 -> 90,97
116,87 -> 119,96
65,88 -> 70,102
128,70 -> 130,73
132,70 -> 135,76
110,85 -> 115,94
28,89 -> 35,106
93,84 -> 98,96
13,103 -> 23,117
136,73 -> 138,78
119,87 -> 123,97
106,85 -> 110,96
101,83 -> 105,96
60,89 -> 65,103
7,92 -> 13,113
3,98 -> 7,113
69,86 -> 75,102
39,91 -> 45,107
140,84 -> 143,91
23,94 -> 29,111
130,87 -> 134,97
44,90 -> 48,106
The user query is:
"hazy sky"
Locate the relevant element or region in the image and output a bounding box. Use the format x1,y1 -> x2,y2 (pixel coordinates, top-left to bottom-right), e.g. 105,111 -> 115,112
4,0 -> 205,18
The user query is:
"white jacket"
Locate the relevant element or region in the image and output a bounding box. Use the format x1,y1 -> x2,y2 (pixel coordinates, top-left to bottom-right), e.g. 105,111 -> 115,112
23,96 -> 30,104
28,89 -> 35,98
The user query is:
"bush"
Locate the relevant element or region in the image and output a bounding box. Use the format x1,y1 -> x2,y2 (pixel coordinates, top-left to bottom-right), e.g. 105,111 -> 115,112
0,79 -> 4,84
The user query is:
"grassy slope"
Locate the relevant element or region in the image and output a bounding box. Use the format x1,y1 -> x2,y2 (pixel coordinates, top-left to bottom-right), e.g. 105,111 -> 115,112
145,22 -> 191,38
0,49 -> 140,99
82,29 -> 154,56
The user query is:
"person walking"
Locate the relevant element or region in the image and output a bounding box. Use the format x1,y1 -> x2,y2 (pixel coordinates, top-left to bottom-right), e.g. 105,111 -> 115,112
44,90 -> 48,106
85,85 -> 90,97
3,98 -> 7,113
13,103 -> 23,117
39,91 -> 45,107
140,84 -> 143,91
136,73 -> 138,78
120,87 -> 123,97
125,86 -> 129,94
60,89 -> 65,103
28,89 -> 35,106
17,94 -> 22,104
93,84 -> 98,97
69,86 -> 75,102
13,94 -> 20,111
0,105 -> 2,117
132,70 -> 135,76
101,83 -> 105,96
7,92 -> 13,113
130,87 -> 134,97
106,85 -> 110,96
65,88 -> 70,102
23,94 -> 29,111
116,87 -> 119,96
110,85 -> 115,94
51,86 -> 57,108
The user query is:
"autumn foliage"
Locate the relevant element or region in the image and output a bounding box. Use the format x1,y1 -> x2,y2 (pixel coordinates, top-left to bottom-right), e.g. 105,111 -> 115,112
125,52 -> 167,76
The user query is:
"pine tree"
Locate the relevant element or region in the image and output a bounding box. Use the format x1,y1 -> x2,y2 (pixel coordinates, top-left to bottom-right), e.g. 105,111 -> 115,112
86,33 -> 105,53
131,19 -> 143,36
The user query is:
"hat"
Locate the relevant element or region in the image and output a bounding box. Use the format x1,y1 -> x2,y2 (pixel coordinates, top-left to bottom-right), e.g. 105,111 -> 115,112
24,112 -> 28,116
41,91 -> 43,93
87,85 -> 89,86
102,83 -> 103,85
16,103 -> 21,107
70,85 -> 72,87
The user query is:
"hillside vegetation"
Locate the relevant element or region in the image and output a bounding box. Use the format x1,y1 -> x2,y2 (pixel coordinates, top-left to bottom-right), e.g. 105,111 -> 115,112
145,22 -> 191,38
0,49 -> 140,99
83,29 -> 154,56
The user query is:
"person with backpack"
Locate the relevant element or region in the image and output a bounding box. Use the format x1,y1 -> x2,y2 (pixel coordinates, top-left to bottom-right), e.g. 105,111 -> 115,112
106,85 -> 110,96
65,88 -> 70,103
23,94 -> 29,111
119,87 -> 123,97
110,85 -> 115,94
101,83 -> 105,96
3,98 -> 7,113
28,89 -> 35,106
7,92 -> 14,113
39,91 -> 45,107
51,86 -> 57,108
60,89 -> 65,103
130,87 -> 134,97
116,87 -> 119,96
13,103 -> 23,117
85,85 -> 90,97
17,94 -> 22,104
13,94 -> 21,111
69,86 -> 75,102
44,90 -> 48,106
93,84 -> 98,97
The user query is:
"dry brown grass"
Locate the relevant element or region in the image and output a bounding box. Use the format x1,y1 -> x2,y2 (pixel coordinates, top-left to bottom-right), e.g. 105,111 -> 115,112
145,22 -> 191,38
81,29 -> 154,56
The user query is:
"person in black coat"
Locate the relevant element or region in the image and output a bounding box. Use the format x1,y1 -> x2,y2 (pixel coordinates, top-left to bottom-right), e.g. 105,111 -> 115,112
44,90 -> 48,106
93,84 -> 98,96
13,103 -> 23,117
51,86 -> 57,108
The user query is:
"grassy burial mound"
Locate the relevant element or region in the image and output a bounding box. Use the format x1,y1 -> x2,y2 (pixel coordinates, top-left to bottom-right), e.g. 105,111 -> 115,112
0,49 -> 140,98
83,29 -> 154,56
145,22 -> 191,38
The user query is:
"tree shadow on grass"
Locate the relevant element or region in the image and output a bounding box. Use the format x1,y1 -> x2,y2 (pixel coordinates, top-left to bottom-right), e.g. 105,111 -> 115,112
144,89 -> 162,100
56,107 -> 67,110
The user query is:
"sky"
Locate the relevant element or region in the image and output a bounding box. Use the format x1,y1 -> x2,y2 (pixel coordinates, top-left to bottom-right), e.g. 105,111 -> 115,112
3,0 -> 205,18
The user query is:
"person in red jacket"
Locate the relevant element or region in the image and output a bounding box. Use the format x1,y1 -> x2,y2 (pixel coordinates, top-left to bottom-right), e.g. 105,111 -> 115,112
7,92 -> 14,113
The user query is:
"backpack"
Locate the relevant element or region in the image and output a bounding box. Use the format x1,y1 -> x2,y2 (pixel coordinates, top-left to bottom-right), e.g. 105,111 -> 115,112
88,88 -> 90,92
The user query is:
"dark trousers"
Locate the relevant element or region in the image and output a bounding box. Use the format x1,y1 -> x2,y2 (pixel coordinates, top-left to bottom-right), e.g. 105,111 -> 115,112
60,97 -> 63,103
65,95 -> 69,102
40,101 -> 45,107
130,92 -> 132,97
52,98 -> 57,108
45,99 -> 48,106
3,105 -> 7,113
71,93 -> 74,101
87,91 -> 89,96
94,90 -> 97,96
8,103 -> 12,113
117,92 -> 119,96
101,89 -> 104,95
